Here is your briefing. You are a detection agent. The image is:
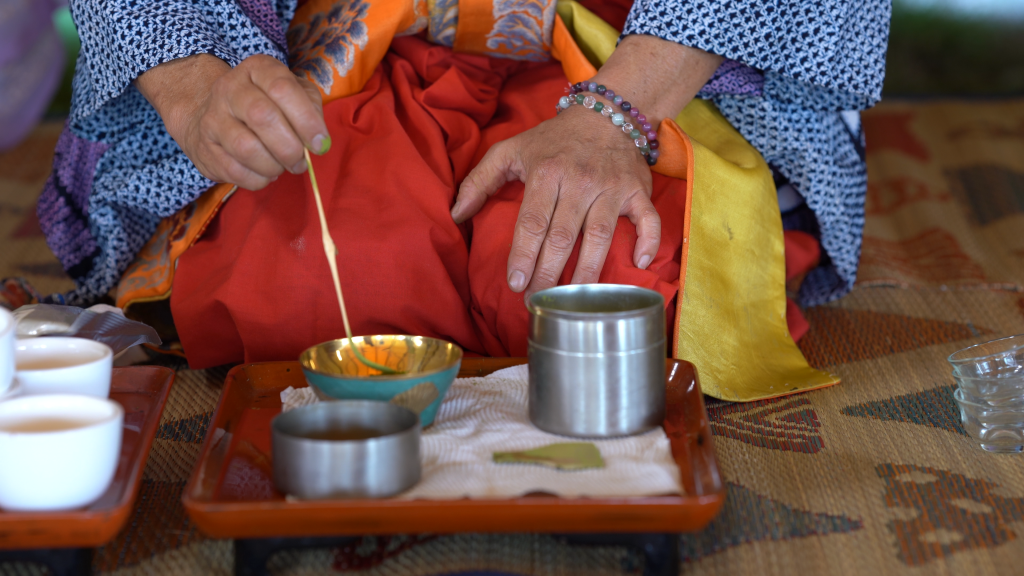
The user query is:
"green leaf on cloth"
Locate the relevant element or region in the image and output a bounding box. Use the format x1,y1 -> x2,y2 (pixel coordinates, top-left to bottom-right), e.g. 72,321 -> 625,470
492,442 -> 605,471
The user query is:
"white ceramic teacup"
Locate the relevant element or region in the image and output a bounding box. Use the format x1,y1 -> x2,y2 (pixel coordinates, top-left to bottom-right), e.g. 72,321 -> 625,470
15,337 -> 114,398
0,308 -> 14,396
0,394 -> 123,511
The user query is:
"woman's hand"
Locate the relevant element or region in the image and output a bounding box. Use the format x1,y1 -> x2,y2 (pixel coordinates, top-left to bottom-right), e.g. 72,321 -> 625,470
451,35 -> 723,297
136,54 -> 330,191
451,104 -> 659,297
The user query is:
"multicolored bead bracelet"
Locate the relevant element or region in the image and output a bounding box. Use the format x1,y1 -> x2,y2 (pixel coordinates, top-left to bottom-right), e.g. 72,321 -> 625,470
555,81 -> 660,166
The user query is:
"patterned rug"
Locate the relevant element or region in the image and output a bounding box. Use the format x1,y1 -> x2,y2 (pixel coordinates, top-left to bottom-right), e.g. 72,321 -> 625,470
2,99 -> 1024,575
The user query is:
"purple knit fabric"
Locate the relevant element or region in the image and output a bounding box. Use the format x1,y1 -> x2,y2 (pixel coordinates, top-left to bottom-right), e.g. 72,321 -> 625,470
700,58 -> 764,97
37,126 -> 109,278
235,0 -> 288,51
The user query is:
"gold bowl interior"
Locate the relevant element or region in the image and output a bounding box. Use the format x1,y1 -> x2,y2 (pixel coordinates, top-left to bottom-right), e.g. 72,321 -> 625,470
300,335 -> 463,379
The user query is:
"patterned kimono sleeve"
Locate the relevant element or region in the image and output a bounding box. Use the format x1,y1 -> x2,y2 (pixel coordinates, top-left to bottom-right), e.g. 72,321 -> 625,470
70,0 -> 249,123
622,0 -> 890,110
39,0 -> 294,304
623,0 -> 891,306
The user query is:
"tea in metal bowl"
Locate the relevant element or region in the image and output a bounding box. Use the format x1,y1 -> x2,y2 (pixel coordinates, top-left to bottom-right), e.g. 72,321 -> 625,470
272,400 -> 421,499
299,335 -> 462,427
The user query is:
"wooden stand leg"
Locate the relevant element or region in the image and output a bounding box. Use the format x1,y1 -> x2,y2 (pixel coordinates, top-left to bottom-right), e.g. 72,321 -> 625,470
234,536 -> 360,576
0,547 -> 92,576
558,533 -> 680,576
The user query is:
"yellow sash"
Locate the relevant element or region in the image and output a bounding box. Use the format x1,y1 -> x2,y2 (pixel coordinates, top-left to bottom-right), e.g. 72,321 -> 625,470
554,0 -> 838,401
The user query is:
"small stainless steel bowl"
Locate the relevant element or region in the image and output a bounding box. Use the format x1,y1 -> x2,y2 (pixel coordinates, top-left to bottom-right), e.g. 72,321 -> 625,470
527,284 -> 666,438
272,400 -> 420,500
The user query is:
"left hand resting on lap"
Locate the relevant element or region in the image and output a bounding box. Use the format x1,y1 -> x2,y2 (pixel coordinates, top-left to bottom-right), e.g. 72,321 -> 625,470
450,104 -> 660,299
449,35 -> 722,299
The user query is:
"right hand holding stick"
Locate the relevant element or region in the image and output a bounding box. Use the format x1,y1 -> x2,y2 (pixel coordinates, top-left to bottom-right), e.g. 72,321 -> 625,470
136,53 -> 330,191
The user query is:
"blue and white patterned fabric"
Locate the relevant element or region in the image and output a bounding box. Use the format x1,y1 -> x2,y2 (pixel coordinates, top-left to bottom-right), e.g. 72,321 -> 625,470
41,0 -> 887,307
39,0 -> 295,304
625,0 -> 889,305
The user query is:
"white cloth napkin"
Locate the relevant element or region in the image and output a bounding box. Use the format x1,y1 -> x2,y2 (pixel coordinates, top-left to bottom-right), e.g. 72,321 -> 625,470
280,386 -> 319,412
398,364 -> 682,500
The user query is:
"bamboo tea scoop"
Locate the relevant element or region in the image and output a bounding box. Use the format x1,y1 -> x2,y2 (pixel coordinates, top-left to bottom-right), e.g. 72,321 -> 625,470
305,149 -> 403,375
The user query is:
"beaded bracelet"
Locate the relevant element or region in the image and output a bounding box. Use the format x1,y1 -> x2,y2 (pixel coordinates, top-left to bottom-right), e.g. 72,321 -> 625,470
555,81 -> 660,166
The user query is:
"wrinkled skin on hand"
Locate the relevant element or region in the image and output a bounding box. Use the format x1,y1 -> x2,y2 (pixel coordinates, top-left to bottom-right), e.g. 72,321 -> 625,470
451,104 -> 661,299
138,54 -> 330,191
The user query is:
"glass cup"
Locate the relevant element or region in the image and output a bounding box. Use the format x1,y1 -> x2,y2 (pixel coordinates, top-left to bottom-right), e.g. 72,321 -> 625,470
948,335 -> 1024,379
952,388 -> 1024,453
953,371 -> 1024,407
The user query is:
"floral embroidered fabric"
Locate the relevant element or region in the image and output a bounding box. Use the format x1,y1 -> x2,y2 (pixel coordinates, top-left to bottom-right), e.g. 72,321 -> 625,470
484,0 -> 558,61
287,0 -> 370,93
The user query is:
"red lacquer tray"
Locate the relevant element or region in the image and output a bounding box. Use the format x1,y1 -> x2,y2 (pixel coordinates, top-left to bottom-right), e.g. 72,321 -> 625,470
183,358 -> 724,538
0,366 -> 175,549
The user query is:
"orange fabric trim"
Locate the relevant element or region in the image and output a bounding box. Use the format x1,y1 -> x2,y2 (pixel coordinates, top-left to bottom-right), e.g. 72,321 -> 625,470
653,120 -> 694,355
550,14 -> 596,83
452,0 -> 493,55
650,119 -> 689,182
116,183 -> 234,311
291,0 -> 415,104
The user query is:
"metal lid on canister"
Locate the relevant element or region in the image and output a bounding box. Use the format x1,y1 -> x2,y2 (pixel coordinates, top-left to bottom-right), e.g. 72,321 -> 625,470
526,285 -> 665,354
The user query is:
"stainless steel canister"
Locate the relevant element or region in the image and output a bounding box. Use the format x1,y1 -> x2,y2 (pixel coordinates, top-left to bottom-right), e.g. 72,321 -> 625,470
272,400 -> 420,499
527,284 -> 666,437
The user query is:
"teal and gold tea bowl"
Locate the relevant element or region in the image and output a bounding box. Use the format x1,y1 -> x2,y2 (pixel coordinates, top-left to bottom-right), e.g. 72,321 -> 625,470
299,335 -> 462,427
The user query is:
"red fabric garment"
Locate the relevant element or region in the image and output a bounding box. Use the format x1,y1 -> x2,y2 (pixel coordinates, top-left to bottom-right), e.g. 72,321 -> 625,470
784,229 -> 821,282
786,298 -> 809,343
171,37 -> 688,368
782,230 -> 822,342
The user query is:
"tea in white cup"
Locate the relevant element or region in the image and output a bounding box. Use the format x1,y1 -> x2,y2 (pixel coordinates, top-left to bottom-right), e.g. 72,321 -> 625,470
15,337 -> 113,398
0,394 -> 123,511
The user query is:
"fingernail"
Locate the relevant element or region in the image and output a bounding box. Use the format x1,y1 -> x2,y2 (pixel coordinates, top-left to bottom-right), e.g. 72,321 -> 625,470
508,270 -> 526,292
291,160 -> 307,174
450,201 -> 461,219
311,134 -> 331,155
638,255 -> 652,269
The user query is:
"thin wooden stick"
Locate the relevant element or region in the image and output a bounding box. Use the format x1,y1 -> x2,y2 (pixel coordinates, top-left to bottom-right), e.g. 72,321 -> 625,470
305,149 -> 401,375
